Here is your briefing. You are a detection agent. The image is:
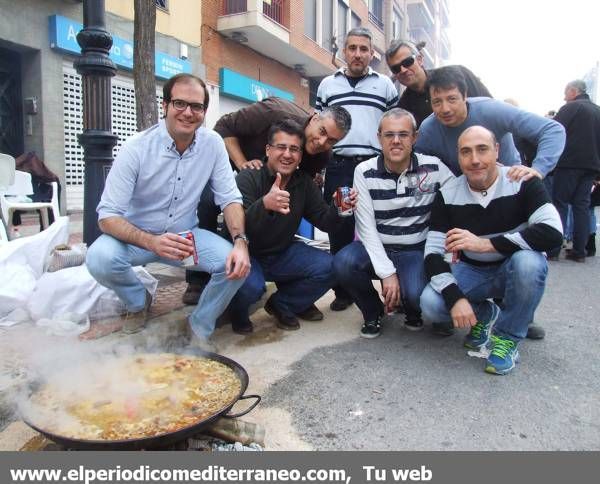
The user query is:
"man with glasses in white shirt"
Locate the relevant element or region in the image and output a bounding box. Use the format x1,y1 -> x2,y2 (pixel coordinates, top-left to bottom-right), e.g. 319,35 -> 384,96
86,74 -> 250,344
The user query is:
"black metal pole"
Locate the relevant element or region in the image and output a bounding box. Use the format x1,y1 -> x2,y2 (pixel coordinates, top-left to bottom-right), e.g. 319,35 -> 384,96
74,0 -> 118,245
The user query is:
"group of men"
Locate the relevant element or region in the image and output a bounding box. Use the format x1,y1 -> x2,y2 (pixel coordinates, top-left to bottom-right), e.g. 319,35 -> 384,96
86,26 -> 599,376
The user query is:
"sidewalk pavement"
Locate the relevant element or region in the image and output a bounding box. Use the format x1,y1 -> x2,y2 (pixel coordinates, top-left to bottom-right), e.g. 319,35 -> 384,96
3,211 -> 599,451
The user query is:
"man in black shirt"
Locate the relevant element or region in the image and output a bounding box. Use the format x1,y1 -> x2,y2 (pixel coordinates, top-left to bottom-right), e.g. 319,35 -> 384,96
385,39 -> 491,127
182,99 -> 351,305
228,120 -> 357,334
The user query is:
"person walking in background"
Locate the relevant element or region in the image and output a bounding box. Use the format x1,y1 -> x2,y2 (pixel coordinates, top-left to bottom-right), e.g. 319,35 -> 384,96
550,80 -> 600,262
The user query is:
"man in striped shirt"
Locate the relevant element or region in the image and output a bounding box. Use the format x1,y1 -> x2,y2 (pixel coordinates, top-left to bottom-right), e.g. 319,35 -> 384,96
333,108 -> 454,338
316,27 -> 398,312
420,126 -> 563,375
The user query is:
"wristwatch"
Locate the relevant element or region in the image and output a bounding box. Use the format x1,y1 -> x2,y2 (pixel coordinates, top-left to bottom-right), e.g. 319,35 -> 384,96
233,233 -> 249,245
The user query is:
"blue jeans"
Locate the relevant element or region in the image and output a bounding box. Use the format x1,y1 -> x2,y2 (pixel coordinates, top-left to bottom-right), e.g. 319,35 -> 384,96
333,241 -> 427,322
228,242 -> 334,324
553,168 -> 596,257
420,251 -> 548,342
86,228 -> 246,339
324,156 -> 358,300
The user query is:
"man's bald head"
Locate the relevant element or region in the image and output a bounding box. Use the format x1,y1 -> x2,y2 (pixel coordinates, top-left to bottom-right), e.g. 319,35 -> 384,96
458,126 -> 497,148
457,125 -> 500,190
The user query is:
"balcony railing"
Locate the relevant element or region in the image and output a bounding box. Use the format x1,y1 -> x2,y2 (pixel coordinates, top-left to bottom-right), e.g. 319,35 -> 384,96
222,0 -> 246,15
263,0 -> 284,25
368,11 -> 384,30
221,1 -> 284,26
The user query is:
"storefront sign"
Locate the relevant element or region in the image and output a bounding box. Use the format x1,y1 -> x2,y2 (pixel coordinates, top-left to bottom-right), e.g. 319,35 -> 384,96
220,68 -> 294,103
48,15 -> 191,80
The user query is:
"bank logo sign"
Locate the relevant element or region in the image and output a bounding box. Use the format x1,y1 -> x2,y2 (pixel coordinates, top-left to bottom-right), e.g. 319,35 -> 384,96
220,68 -> 294,103
48,15 -> 191,80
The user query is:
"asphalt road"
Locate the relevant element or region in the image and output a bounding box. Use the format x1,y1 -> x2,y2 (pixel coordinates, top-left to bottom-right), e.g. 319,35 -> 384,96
263,253 -> 600,450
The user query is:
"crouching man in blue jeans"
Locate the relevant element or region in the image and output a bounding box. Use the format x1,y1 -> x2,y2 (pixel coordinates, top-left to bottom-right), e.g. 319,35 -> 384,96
227,120 -> 357,334
420,126 -> 563,375
86,74 -> 250,342
333,108 -> 454,338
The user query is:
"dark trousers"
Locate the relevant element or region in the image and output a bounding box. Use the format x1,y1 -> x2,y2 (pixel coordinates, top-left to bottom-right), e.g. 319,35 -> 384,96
323,156 -> 359,300
333,241 -> 426,322
228,242 -> 335,324
552,168 -> 596,257
186,185 -> 222,286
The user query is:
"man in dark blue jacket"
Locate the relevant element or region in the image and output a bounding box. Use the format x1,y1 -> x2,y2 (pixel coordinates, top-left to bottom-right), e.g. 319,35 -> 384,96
552,80 -> 600,262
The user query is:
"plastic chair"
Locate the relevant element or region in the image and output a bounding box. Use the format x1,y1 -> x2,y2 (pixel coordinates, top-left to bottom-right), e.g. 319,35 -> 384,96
0,153 -> 60,240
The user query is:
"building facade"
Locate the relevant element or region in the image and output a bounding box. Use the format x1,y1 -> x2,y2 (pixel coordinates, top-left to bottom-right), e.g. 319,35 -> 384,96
0,0 -> 450,212
0,0 -> 203,210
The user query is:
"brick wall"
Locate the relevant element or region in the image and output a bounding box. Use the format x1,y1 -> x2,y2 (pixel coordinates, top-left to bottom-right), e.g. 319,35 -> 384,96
202,0 -> 310,110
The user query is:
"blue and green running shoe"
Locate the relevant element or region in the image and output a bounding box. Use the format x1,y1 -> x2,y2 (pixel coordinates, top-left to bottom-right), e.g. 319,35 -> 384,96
485,334 -> 520,375
463,302 -> 500,349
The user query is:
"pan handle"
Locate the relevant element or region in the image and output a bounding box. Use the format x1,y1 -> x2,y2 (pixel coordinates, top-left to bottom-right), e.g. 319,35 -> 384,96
224,394 -> 261,419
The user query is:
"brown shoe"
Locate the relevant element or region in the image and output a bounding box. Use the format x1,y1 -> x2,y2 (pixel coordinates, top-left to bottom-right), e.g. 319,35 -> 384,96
122,290 -> 152,334
296,304 -> 323,321
182,283 -> 204,305
565,250 -> 585,263
265,296 -> 300,330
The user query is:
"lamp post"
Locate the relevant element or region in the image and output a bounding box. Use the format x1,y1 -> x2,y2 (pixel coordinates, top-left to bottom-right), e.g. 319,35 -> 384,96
74,0 -> 118,244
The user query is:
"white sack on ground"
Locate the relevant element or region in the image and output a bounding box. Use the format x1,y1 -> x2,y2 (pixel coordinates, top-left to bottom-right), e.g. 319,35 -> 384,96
28,265 -> 158,322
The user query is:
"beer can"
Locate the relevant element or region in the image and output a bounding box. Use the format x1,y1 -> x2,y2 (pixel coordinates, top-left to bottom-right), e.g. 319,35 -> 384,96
443,251 -> 459,264
334,186 -> 354,217
178,230 -> 198,266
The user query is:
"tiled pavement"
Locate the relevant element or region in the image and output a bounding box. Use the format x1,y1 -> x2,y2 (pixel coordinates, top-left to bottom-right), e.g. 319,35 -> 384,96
15,211 -> 190,340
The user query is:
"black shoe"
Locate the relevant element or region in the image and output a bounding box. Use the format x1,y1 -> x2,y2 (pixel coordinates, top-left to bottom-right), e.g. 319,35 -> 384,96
404,315 -> 424,331
565,249 -> 585,263
232,319 -> 254,335
432,322 -> 454,336
360,318 -> 381,339
526,324 -> 545,340
295,304 -> 324,321
547,255 -> 560,262
586,233 -> 596,256
329,296 -> 352,311
265,296 -> 300,330
182,283 -> 205,305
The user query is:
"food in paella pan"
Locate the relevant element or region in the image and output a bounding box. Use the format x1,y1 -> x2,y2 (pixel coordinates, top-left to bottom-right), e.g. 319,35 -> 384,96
25,353 -> 242,441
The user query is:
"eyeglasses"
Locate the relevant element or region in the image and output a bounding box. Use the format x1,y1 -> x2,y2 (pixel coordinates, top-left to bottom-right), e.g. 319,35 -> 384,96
380,131 -> 413,141
389,55 -> 417,74
268,143 -> 302,154
170,99 -> 206,113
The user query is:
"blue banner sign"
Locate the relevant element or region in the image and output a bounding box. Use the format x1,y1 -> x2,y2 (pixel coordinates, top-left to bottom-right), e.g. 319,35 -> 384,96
220,68 -> 294,103
48,15 -> 191,80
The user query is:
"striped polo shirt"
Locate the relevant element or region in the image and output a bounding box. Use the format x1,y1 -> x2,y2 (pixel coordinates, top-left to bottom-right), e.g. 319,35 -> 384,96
354,152 -> 455,279
316,67 -> 398,157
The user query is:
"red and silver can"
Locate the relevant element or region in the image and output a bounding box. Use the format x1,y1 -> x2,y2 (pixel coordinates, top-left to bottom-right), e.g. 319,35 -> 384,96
334,186 -> 354,217
178,230 -> 198,266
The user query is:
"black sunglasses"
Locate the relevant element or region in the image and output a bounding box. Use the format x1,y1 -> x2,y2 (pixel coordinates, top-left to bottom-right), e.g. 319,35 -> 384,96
389,55 -> 417,74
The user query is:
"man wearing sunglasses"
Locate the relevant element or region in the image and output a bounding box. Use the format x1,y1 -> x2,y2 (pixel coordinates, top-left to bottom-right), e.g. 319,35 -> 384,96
227,120 -> 357,334
86,73 -> 250,346
316,27 -> 398,312
181,98 -> 352,307
385,40 -> 491,127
